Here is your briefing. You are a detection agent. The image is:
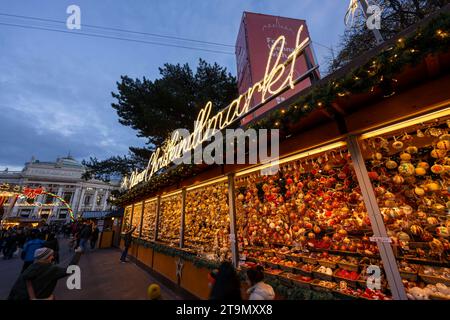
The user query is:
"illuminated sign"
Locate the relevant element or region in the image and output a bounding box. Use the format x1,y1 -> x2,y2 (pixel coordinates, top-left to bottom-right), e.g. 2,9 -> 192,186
123,26 -> 313,190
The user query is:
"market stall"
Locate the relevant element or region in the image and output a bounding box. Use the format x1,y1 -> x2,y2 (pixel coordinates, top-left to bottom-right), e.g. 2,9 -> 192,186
118,11 -> 450,300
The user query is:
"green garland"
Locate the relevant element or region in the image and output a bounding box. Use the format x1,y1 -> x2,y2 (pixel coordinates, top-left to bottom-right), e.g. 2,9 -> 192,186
116,12 -> 450,207
249,12 -> 450,131
237,269 -> 337,300
131,238 -> 221,270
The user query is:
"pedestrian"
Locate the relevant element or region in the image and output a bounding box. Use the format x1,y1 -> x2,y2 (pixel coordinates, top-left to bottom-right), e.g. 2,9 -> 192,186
79,223 -> 92,253
209,261 -> 242,300
90,225 -> 99,249
120,226 -> 136,263
20,230 -> 45,273
3,231 -> 17,260
246,265 -> 275,300
8,247 -> 82,300
44,233 -> 60,264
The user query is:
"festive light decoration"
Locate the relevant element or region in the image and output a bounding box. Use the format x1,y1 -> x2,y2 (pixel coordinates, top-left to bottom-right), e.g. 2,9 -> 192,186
0,184 -> 75,222
43,191 -> 75,222
122,25 -> 313,190
116,12 -> 450,207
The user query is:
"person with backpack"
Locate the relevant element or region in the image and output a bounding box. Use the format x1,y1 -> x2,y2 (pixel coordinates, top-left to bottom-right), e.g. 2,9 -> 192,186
8,247 -> 82,300
20,230 -> 45,273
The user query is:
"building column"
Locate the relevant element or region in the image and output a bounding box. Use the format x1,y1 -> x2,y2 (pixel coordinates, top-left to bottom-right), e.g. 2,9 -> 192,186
102,190 -> 110,211
77,188 -> 86,216
91,188 -> 98,211
71,187 -> 81,218
33,194 -> 45,217
51,186 -> 64,219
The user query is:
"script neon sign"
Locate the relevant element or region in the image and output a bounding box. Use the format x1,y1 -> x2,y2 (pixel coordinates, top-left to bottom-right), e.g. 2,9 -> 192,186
123,25 -> 312,190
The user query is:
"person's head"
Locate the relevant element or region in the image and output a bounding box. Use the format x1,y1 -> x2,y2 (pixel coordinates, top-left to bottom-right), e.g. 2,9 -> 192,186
29,230 -> 38,239
34,247 -> 54,264
208,269 -> 219,289
246,265 -> 265,286
147,284 -> 161,300
209,261 -> 241,300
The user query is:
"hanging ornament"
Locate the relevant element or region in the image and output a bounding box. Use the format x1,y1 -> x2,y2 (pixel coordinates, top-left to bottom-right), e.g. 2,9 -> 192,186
398,162 -> 415,176
416,129 -> 425,138
385,159 -> 398,169
392,136 -> 404,150
406,145 -> 418,154
437,140 -> 450,151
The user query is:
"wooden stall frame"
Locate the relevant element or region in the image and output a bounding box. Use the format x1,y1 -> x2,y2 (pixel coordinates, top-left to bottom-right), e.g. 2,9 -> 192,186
179,188 -> 186,248
154,196 -> 161,242
227,173 -> 239,268
138,200 -> 145,238
347,135 -> 407,300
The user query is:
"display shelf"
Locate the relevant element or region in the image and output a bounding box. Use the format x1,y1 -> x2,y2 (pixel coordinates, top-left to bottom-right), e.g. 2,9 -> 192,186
141,198 -> 157,242
184,180 -> 231,262
156,193 -> 182,245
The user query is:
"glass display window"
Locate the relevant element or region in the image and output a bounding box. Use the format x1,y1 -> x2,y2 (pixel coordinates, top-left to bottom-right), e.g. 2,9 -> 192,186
359,110 -> 450,299
184,179 -> 231,261
141,198 -> 158,242
123,205 -> 133,231
131,202 -> 143,238
234,142 -> 392,299
157,192 -> 182,246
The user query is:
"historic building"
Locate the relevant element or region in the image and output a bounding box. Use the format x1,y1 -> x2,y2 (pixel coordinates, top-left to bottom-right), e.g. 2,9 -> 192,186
0,156 -> 120,224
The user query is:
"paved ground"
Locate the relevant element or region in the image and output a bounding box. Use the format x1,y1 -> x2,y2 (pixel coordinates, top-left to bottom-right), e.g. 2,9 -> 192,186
0,237 -> 182,300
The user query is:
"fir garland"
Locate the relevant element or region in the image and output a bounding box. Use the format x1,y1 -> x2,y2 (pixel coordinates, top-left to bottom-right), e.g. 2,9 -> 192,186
131,238 -> 221,270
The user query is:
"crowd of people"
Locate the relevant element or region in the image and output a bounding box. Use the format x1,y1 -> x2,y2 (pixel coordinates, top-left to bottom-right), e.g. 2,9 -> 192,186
0,221 -> 100,300
2,223 -> 273,301
208,261 -> 275,301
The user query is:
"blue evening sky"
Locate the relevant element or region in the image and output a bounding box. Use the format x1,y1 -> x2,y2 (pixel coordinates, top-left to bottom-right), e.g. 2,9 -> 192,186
0,0 -> 348,170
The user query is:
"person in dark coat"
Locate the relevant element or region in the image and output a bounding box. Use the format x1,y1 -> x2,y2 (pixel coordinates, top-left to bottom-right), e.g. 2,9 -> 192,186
3,231 -> 18,260
79,223 -> 92,253
209,261 -> 242,301
8,247 -> 82,300
90,226 -> 99,249
120,226 -> 136,262
44,233 -> 59,264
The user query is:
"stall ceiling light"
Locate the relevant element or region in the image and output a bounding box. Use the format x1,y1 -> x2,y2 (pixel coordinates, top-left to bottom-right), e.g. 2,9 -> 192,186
235,141 -> 347,177
186,176 -> 228,192
360,106 -> 450,140
144,197 -> 158,203
161,190 -> 182,199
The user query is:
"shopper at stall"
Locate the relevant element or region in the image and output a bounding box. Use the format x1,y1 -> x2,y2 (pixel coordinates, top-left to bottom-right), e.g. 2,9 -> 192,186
120,226 -> 136,263
8,247 -> 82,300
246,265 -> 275,300
209,261 -> 242,300
90,225 -> 99,249
20,230 -> 45,273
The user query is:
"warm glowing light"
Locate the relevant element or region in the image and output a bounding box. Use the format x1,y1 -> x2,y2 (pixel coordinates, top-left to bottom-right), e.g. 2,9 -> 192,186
123,26 -> 314,189
360,105 -> 450,139
235,141 -> 347,177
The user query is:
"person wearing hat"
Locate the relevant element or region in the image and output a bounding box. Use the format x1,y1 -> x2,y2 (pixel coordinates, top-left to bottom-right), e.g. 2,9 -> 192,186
8,247 -> 82,300
147,283 -> 161,300
20,230 -> 45,273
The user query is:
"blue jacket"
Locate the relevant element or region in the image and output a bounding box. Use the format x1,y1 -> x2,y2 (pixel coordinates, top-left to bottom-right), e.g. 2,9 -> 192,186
22,239 -> 45,262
